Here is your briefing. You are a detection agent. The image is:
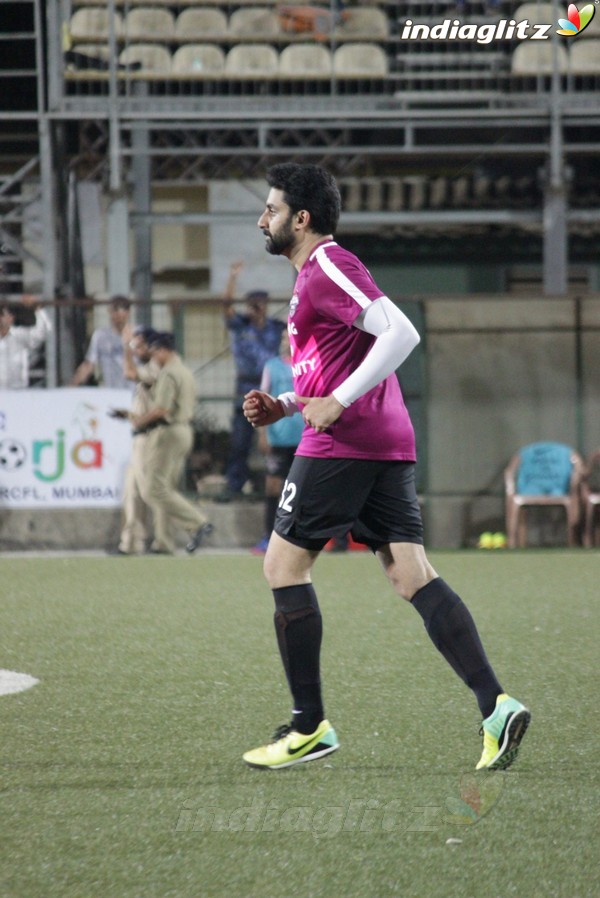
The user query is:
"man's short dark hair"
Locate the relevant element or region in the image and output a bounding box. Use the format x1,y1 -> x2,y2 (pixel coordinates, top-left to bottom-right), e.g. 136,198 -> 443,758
133,325 -> 159,343
245,290 -> 269,304
266,163 -> 341,236
149,331 -> 175,351
110,295 -> 131,311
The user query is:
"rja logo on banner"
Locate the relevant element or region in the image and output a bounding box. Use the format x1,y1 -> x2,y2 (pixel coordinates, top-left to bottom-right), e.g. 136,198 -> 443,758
0,430 -> 103,482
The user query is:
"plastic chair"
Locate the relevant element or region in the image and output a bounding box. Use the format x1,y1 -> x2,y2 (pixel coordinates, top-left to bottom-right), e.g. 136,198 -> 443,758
228,7 -> 281,37
582,449 -> 600,547
124,7 -> 175,40
504,441 -> 584,548
333,43 -> 388,78
68,44 -> 110,70
119,44 -> 172,74
175,8 -> 228,40
278,44 -> 332,78
511,41 -> 569,75
571,39 -> 600,74
70,7 -> 123,40
513,3 -> 554,26
225,44 -> 279,77
172,44 -> 226,76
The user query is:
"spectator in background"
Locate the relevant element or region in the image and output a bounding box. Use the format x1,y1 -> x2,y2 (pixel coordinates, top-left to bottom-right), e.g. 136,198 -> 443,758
0,294 -> 52,389
70,296 -> 133,389
108,325 -> 159,556
218,260 -> 285,502
132,331 -> 213,555
252,330 -> 303,554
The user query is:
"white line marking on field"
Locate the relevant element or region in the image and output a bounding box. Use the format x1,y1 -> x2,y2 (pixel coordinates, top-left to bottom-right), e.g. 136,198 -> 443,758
0,670 -> 40,696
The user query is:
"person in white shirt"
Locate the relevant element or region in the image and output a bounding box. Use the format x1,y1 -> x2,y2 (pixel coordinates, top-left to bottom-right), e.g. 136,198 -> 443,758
71,296 -> 133,390
0,295 -> 52,389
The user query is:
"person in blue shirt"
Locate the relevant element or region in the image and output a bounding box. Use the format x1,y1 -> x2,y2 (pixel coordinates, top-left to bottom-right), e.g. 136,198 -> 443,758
252,330 -> 304,552
218,260 -> 285,501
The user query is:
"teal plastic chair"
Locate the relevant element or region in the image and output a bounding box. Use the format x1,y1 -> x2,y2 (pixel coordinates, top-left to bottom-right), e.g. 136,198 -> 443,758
504,442 -> 584,548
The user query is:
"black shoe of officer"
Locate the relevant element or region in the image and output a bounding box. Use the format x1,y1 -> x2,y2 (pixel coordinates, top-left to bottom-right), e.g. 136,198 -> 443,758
185,523 -> 214,554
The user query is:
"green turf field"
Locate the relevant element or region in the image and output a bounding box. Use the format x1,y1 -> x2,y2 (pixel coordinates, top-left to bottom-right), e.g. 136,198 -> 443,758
1,551 -> 598,898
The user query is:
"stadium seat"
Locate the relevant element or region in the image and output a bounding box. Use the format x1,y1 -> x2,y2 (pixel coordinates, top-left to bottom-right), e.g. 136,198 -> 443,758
334,6 -> 390,40
582,449 -> 600,547
69,7 -> 123,40
333,43 -> 388,78
228,7 -> 281,37
119,43 -> 172,74
570,39 -> 600,73
504,441 -> 584,548
175,8 -> 228,40
172,44 -> 226,76
124,7 -> 175,40
511,41 -> 569,75
513,2 -> 554,30
225,43 -> 279,77
69,43 -> 110,69
278,44 -> 332,78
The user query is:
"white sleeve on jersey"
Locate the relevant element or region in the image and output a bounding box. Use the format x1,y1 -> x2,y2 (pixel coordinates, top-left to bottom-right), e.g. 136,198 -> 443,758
331,296 -> 420,408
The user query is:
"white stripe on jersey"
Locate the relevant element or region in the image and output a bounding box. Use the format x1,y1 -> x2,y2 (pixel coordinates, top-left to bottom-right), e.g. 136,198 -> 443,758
313,244 -> 372,310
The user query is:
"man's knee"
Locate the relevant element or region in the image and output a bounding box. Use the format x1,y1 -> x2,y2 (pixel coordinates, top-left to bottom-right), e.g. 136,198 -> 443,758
143,477 -> 168,504
263,537 -> 314,590
380,545 -> 437,601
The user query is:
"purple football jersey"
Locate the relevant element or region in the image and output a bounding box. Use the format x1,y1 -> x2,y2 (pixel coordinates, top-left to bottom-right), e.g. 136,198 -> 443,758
288,240 -> 416,460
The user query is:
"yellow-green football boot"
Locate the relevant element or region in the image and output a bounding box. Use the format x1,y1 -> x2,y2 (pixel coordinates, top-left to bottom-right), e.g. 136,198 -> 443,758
243,719 -> 339,770
476,693 -> 531,770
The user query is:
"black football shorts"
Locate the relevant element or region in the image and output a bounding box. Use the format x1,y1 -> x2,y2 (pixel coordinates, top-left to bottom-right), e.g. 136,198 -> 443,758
273,455 -> 423,551
265,446 -> 297,480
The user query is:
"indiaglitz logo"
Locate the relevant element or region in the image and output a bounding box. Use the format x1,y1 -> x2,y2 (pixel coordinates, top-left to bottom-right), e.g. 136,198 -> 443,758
557,2 -> 596,34
399,17 -> 553,43
400,2 -> 597,43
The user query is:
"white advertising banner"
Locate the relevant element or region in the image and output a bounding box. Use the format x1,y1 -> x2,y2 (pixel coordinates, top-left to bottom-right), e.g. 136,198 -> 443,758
0,389 -> 133,508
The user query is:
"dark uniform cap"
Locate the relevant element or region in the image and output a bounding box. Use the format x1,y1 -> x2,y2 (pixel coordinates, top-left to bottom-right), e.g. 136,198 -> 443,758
149,331 -> 175,350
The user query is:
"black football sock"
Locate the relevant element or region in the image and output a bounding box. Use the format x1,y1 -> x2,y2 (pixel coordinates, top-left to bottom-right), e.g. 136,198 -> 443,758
273,584 -> 324,735
411,577 -> 503,719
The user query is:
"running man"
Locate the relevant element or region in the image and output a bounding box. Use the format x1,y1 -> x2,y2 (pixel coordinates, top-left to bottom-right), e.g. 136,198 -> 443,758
242,163 -> 530,771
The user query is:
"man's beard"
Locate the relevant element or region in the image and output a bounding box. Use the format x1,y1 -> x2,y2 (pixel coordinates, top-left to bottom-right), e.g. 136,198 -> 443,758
264,217 -> 295,256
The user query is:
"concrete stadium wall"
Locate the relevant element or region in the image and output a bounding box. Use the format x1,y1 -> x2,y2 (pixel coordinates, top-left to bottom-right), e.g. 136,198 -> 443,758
422,295 -> 600,547
2,295 -> 597,552
0,503 -> 263,553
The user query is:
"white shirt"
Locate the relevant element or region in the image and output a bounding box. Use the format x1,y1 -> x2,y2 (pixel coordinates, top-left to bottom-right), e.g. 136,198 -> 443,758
0,309 -> 52,388
85,326 -> 132,390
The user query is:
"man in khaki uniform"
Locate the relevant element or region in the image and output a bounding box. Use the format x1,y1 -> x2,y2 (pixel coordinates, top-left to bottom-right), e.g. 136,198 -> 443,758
132,331 -> 212,555
109,325 -> 159,555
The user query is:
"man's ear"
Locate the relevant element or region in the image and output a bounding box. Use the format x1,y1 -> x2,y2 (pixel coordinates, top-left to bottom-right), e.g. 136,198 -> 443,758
295,209 -> 311,229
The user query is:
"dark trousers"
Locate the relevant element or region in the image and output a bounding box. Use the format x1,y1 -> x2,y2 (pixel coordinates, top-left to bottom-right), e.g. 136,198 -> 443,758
225,398 -> 256,493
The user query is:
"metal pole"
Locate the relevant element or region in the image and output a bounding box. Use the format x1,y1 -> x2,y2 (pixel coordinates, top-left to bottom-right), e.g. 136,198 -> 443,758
131,87 -> 152,324
543,0 -> 568,295
106,0 -> 131,296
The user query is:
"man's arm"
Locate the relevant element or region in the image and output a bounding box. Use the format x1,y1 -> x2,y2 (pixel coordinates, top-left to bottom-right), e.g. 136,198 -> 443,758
243,389 -> 285,428
121,324 -> 139,382
296,297 -> 420,432
16,296 -> 52,349
70,328 -> 98,385
332,296 -> 420,407
222,260 -> 244,321
70,359 -> 95,386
